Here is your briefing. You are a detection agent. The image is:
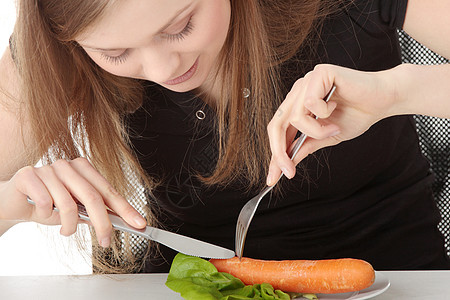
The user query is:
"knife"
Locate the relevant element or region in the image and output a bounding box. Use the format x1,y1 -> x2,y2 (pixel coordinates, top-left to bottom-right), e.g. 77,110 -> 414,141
27,198 -> 235,259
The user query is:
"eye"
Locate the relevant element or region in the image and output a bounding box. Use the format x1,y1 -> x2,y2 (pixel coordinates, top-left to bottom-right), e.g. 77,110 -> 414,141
101,50 -> 129,65
164,17 -> 194,43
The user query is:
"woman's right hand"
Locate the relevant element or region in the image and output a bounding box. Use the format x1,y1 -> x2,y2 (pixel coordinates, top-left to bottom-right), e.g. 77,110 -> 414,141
0,157 -> 147,247
266,64 -> 400,185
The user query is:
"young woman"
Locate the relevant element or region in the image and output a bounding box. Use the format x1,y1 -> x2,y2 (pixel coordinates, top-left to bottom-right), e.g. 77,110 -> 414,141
1,0 -> 450,273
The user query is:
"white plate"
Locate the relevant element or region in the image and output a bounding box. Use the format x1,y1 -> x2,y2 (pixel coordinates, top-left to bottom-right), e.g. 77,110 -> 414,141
312,271 -> 390,300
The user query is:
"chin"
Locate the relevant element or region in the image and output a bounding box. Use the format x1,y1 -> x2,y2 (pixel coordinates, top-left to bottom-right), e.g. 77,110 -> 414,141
158,84 -> 193,93
160,78 -> 204,93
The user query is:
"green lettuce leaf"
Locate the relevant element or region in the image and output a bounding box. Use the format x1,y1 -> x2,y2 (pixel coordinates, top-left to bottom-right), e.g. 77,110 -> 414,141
165,253 -> 291,300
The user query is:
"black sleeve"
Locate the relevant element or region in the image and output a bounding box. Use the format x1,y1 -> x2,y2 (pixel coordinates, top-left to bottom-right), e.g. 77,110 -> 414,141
348,0 -> 408,30
378,0 -> 408,29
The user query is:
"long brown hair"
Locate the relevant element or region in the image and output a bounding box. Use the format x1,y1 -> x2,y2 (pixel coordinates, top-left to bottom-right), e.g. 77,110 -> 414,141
203,0 -> 346,188
12,0 -> 348,273
14,0 -> 151,273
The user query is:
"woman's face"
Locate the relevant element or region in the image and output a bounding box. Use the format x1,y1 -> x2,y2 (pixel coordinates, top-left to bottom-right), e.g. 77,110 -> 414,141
77,0 -> 231,93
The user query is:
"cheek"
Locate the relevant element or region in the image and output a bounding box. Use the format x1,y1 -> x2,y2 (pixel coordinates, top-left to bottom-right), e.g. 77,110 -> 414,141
191,1 -> 230,54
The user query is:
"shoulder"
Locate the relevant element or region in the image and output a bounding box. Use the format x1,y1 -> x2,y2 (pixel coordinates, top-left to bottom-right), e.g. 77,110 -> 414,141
315,0 -> 405,70
335,0 -> 408,30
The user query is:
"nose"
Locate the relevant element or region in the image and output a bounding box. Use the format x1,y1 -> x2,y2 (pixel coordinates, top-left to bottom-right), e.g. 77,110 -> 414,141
139,46 -> 180,83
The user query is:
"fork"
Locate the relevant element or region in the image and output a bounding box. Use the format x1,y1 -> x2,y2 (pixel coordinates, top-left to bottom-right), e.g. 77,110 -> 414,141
235,86 -> 336,258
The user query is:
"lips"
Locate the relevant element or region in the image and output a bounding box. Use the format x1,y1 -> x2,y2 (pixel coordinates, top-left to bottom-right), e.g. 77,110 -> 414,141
163,58 -> 199,86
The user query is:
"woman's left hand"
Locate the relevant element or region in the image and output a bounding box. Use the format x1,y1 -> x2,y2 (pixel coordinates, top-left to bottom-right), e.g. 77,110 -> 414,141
266,64 -> 398,186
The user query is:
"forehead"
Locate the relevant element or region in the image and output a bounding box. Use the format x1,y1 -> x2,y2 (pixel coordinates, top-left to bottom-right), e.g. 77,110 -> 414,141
77,0 -> 194,48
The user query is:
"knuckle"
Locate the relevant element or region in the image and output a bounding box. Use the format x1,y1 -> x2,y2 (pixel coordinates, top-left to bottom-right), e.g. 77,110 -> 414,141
52,159 -> 70,169
313,64 -> 322,71
34,196 -> 53,208
271,153 -> 285,163
304,70 -> 314,80
266,120 -> 273,130
36,165 -> 55,177
304,96 -> 316,108
292,78 -> 304,89
72,157 -> 91,167
15,166 -> 36,181
82,190 -> 104,206
285,89 -> 295,100
266,121 -> 277,135
313,64 -> 327,73
59,201 -> 78,216
104,184 -> 121,199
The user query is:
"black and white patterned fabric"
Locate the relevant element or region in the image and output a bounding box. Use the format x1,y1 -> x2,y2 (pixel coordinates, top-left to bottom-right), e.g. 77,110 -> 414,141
120,164 -> 149,260
398,30 -> 450,255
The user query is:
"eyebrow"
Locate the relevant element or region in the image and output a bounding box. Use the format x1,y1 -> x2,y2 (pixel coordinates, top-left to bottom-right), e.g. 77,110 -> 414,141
80,3 -> 193,52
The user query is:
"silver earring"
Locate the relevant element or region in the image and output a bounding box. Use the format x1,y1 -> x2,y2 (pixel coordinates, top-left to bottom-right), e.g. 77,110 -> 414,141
242,88 -> 250,98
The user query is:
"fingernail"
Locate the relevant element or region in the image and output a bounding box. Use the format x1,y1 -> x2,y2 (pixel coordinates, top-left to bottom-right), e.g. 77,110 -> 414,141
100,237 -> 111,248
135,215 -> 147,227
281,167 -> 294,179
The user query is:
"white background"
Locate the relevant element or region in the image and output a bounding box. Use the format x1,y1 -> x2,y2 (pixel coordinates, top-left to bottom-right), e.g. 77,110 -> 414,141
0,0 -> 92,275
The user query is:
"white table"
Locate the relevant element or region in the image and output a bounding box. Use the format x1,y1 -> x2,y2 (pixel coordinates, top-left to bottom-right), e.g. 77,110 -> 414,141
0,271 -> 448,300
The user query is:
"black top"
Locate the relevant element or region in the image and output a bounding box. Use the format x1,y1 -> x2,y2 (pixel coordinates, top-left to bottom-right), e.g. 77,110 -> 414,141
127,0 -> 450,272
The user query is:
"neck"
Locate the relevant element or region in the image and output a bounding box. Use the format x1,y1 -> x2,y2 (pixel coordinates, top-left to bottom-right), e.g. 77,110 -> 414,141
196,67 -> 223,109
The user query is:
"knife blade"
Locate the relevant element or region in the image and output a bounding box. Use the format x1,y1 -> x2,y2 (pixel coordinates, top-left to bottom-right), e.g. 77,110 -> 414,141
27,198 -> 235,259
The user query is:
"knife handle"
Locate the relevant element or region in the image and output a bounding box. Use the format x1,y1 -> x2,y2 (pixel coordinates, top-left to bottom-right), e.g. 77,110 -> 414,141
26,197 -> 148,237
27,197 -> 235,258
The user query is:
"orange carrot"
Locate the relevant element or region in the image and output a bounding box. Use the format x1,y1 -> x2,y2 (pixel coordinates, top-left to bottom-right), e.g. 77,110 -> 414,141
210,257 -> 375,294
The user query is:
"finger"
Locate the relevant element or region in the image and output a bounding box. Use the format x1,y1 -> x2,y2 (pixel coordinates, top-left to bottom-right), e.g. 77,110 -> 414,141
13,166 -> 54,220
289,84 -> 340,139
267,125 -> 308,186
34,166 -> 79,236
304,98 -> 338,119
267,87 -> 307,180
267,117 -> 296,180
51,159 -> 112,247
267,156 -> 283,186
303,66 -> 338,117
291,136 -> 341,166
69,158 -> 147,229
285,125 -> 300,150
290,114 -> 340,140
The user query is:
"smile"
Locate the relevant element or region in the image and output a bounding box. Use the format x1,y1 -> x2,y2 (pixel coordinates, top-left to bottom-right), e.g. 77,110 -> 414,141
163,58 -> 199,86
